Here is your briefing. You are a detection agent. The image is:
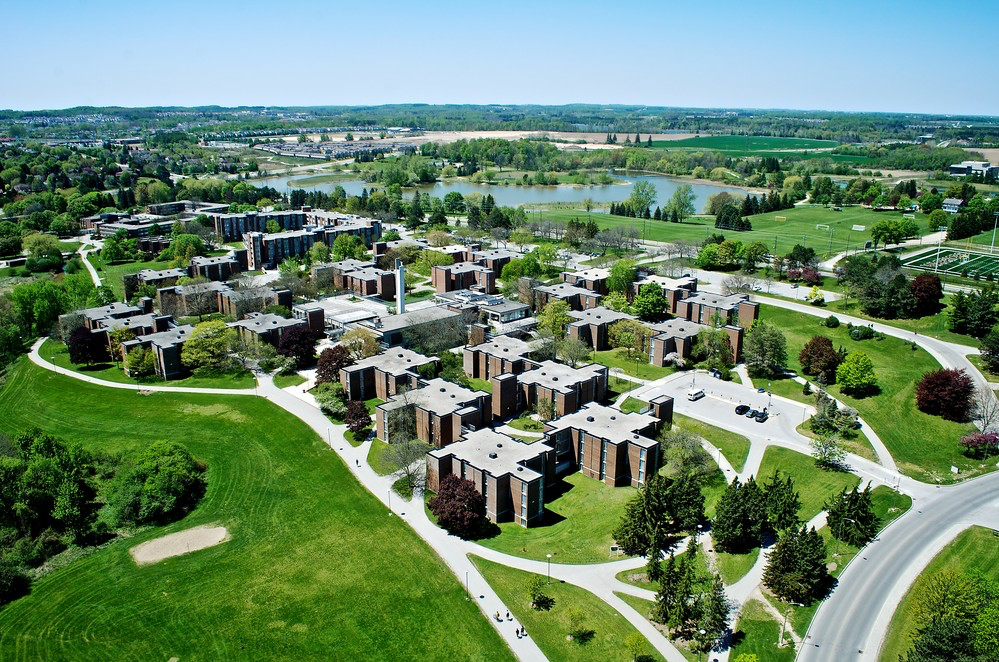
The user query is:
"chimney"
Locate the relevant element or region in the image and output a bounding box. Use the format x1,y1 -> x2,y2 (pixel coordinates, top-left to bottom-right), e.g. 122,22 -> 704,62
395,258 -> 406,315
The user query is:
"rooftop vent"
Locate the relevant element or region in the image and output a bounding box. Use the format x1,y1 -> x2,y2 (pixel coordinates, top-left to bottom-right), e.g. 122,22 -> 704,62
496,443 -> 503,448
488,452 -> 498,459
586,416 -> 594,422
552,377 -> 558,382
610,416 -> 616,420
439,387 -> 446,392
516,466 -> 523,472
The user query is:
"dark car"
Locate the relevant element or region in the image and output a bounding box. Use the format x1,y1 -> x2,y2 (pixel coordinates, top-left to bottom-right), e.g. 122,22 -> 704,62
755,412 -> 769,423
757,387 -> 766,393
746,409 -> 759,418
735,404 -> 750,416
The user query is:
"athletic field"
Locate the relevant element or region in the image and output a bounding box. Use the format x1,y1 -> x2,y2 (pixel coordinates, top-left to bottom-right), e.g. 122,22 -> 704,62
903,246 -> 999,277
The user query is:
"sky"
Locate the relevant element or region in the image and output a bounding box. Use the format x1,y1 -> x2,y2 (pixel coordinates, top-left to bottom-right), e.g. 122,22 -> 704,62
3,0 -> 998,116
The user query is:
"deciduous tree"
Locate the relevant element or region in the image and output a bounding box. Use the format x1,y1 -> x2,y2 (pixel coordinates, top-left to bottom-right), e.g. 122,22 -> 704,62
916,368 -> 974,421
835,352 -> 878,395
743,322 -> 787,378
428,474 -> 486,538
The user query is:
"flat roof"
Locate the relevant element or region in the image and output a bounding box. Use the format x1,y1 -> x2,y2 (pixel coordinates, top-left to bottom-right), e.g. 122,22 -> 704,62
443,262 -> 490,274
373,306 -> 463,333
567,306 -> 635,325
429,428 -> 551,483
565,267 -> 610,280
344,347 -> 436,375
229,312 -> 302,332
482,300 -> 530,314
474,248 -> 519,261
136,324 -> 195,348
682,291 -> 749,310
381,377 -> 483,416
535,282 -> 597,298
80,301 -> 140,320
636,274 -> 697,290
190,255 -> 238,266
138,268 -> 187,280
99,313 -> 162,331
546,403 -> 658,448
323,258 -> 373,271
650,318 -> 707,339
517,360 -> 605,393
467,335 -> 533,360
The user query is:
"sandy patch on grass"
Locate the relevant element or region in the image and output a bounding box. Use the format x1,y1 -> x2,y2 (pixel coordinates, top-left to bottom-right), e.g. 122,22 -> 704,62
130,525 -> 229,565
180,403 -> 247,424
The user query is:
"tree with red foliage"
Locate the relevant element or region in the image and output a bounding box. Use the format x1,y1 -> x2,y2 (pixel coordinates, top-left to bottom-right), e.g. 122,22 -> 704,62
276,326 -> 320,369
915,368 -> 975,421
910,274 -> 943,316
798,336 -> 844,383
345,400 -> 370,437
959,431 -> 999,459
66,325 -> 109,366
315,345 -> 354,385
428,474 -> 486,538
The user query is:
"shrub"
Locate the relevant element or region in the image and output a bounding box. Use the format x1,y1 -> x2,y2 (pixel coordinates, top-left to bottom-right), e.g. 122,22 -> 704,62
836,352 -> 878,395
0,560 -> 31,608
848,325 -> 876,341
313,382 -> 348,419
824,315 -> 840,328
916,369 -> 975,421
427,475 -> 486,539
959,432 -> 999,459
104,441 -> 206,527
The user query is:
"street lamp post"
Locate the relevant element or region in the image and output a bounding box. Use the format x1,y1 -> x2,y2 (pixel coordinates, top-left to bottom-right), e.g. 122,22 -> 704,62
778,602 -> 804,646
546,553 -> 552,585
698,628 -> 707,662
835,516 -> 856,557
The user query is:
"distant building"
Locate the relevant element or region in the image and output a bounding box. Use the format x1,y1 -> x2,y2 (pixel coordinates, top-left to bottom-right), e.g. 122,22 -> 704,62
431,262 -> 496,294
210,210 -> 307,242
948,161 -> 999,179
942,197 -> 965,214
357,307 -> 465,348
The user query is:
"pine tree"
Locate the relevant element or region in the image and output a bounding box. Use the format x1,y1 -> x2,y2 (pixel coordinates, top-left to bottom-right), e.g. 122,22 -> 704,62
712,477 -> 768,553
654,206 -> 662,220
670,208 -> 679,223
826,483 -> 878,546
646,136 -> 653,147
699,574 -> 731,648
763,526 -> 831,604
646,524 -> 667,584
635,133 -> 641,144
652,551 -> 680,625
763,469 -> 801,533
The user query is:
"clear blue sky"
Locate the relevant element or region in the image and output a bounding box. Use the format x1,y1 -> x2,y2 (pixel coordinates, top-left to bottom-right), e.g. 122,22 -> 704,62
5,0 -> 997,115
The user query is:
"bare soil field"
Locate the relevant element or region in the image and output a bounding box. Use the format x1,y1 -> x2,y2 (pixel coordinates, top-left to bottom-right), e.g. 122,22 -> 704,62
130,525 -> 229,565
287,130 -> 698,150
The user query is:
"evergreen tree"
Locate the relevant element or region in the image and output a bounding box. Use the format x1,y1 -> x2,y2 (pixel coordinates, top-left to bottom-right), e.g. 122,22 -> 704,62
613,473 -> 704,556
826,483 -> 878,546
652,551 -> 680,625
635,132 -> 641,144
699,574 -> 731,649
669,208 -> 679,223
762,526 -> 831,604
654,206 -> 662,220
712,477 -> 768,553
646,136 -> 653,147
763,469 -> 801,533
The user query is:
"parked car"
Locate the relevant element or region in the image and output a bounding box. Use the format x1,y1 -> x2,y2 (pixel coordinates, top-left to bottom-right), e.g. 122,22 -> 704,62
757,387 -> 766,393
755,411 -> 769,423
746,409 -> 759,418
735,404 -> 750,415
687,389 -> 705,401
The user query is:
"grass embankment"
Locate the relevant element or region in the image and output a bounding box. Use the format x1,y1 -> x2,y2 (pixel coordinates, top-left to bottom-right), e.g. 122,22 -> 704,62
272,372 -> 306,389
471,556 -> 665,662
673,413 -> 751,473
760,304 -> 979,482
756,446 -> 860,521
822,294 -> 978,348
87,252 -> 174,300
592,349 -> 676,381
0,360 -> 510,660
880,525 -> 999,662
730,599 -> 797,662
41,338 -> 255,389
715,549 -> 760,586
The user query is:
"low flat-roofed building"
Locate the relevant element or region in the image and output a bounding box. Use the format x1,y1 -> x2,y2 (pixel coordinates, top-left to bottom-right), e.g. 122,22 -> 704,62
372,238 -> 429,257
292,299 -> 380,337
648,318 -> 707,365
675,291 -> 758,329
228,311 -> 307,347
157,281 -> 231,318
340,347 -> 437,401
218,286 -> 292,319
473,248 -> 518,278
137,267 -> 187,289
948,161 -> 999,179
482,300 -> 530,325
463,335 -> 534,380
427,429 -> 554,527
342,265 -> 396,299
533,281 -> 602,312
431,262 -> 496,294
543,400 -> 673,487
120,324 -> 195,380
514,360 -> 608,418
359,306 -> 465,347
97,312 -> 173,338
561,267 -> 610,294
376,377 -> 491,447
190,255 -> 241,281
567,306 -> 636,350
71,300 -> 149,330
632,274 -> 698,310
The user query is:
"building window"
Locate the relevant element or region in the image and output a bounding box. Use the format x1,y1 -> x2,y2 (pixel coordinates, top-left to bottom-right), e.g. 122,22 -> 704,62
520,482 -> 527,525
483,477 -> 488,500
600,441 -> 608,480
638,448 -> 647,485
578,435 -> 584,471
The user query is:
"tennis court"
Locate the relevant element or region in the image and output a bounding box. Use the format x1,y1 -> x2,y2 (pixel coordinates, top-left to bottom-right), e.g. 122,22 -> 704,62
903,247 -> 999,277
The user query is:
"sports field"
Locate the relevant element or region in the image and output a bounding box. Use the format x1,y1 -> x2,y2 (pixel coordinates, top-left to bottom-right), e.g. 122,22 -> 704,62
650,135 -> 838,152
902,246 -> 999,277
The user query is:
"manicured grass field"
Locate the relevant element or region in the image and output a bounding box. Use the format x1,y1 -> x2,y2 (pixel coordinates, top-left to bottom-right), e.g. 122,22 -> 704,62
467,376 -> 493,393
87,252 -> 175,300
822,295 -> 978,348
880,525 -> 999,662
470,557 -> 665,662
591,349 -> 676,381
760,305 -> 979,482
730,599 -> 797,661
367,438 -> 394,475
620,396 -> 647,414
272,372 -> 307,389
40,338 -> 256,389
651,135 -> 838,152
508,416 -> 545,433
756,447 -> 860,521
673,413 -> 751,472
0,361 -> 511,660
715,548 -> 760,586
608,374 -> 639,398
476,472 -> 636,565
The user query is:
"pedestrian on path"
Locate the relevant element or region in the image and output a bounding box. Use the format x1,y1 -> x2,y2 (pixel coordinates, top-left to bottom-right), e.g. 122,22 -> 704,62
506,611 -> 511,621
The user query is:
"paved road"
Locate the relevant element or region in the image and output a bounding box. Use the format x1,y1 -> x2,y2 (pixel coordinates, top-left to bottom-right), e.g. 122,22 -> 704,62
800,470 -> 999,661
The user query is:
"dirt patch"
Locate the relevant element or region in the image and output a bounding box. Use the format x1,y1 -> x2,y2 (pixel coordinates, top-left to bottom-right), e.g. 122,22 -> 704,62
180,403 -> 247,424
130,525 -> 229,565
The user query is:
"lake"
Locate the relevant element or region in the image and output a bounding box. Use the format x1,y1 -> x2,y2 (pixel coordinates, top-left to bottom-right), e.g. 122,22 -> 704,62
248,171 -> 750,210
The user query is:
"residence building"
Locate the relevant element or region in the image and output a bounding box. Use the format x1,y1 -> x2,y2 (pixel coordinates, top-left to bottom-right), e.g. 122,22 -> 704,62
340,347 -> 437,400
531,281 -> 602,311
228,312 -> 307,347
375,377 -> 491,447
567,306 -> 636,351
561,267 -> 609,294
943,198 -> 966,214
120,324 -> 195,380
513,360 -> 608,419
431,262 -> 496,294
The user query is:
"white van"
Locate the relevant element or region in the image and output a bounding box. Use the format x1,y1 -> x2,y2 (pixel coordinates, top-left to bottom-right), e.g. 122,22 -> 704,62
686,389 -> 705,401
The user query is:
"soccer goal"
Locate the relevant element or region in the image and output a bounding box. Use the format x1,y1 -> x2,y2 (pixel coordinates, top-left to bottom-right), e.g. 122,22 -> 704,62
815,224 -> 830,231
774,216 -> 787,223
903,213 -> 916,220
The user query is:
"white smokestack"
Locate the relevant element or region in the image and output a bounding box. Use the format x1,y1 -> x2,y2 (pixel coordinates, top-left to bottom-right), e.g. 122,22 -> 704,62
395,258 -> 406,315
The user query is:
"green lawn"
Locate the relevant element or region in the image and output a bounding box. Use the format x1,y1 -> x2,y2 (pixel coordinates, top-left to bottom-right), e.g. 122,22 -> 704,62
880,525 -> 999,662
730,599 -> 797,661
508,416 -> 545,433
823,295 -> 978,347
41,338 -> 255,389
715,548 -> 760,585
756,447 -> 860,521
470,556 -> 666,662
673,413 -> 751,473
620,396 -> 648,414
592,349 -> 676,381
614,593 -> 700,662
967,354 -> 999,382
760,304 -> 979,482
0,360 -> 510,661
273,372 -> 307,389
476,472 -> 636,564
651,135 -> 838,152
59,240 -> 82,252
608,374 -> 640,398
367,438 -> 394,476
467,376 -> 493,393
87,252 -> 176,300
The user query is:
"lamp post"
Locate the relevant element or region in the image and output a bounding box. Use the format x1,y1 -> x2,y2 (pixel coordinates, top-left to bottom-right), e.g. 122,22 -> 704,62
698,628 -> 707,662
546,553 -> 552,585
991,211 -> 999,255
778,602 -> 804,646
834,516 -> 856,557
387,489 -> 392,515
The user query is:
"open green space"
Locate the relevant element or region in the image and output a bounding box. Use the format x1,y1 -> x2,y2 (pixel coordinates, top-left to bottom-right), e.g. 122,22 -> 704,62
0,360 -> 510,661
613,593 -> 700,662
673,413 -> 751,472
608,374 -> 639,398
467,376 -> 493,393
476,472 -> 636,565
591,349 -> 676,381
880,525 -> 999,662
651,135 -> 839,152
620,396 -> 647,414
508,416 -> 545,433
757,446 -> 860,521
367,438 -> 394,476
967,354 -> 999,382
714,548 -> 760,586
761,304 -> 979,482
40,338 -> 255,389
822,294 -> 979,348
59,240 -> 82,252
730,599 -> 797,662
272,372 -> 306,389
87,252 -> 174,300
470,557 -> 665,662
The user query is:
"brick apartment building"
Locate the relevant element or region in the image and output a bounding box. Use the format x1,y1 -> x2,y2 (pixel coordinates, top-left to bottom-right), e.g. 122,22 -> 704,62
340,347 -> 438,400
514,360 -> 608,418
375,377 -> 491,447
561,267 -> 609,294
228,312 -> 307,347
531,280 -> 602,311
431,262 -> 497,294
120,324 -> 194,380
567,306 -> 637,350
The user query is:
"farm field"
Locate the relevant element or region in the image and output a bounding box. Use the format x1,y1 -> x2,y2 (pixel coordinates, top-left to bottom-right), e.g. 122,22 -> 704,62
649,135 -> 838,152
0,361 -> 511,661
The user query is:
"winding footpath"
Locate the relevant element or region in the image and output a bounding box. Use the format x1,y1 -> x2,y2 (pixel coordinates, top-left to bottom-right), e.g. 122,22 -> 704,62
26,314 -> 999,661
